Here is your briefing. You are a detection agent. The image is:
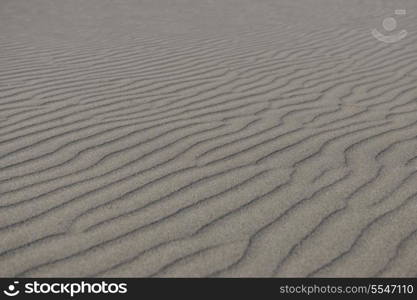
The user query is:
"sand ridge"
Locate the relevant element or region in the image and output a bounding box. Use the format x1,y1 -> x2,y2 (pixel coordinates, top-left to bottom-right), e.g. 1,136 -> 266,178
0,0 -> 417,277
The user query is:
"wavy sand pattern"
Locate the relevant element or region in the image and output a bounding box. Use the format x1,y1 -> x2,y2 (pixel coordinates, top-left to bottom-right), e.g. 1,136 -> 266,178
1,0 -> 417,277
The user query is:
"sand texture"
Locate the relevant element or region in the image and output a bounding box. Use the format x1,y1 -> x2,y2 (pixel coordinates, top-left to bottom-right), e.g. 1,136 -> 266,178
1,0 -> 417,277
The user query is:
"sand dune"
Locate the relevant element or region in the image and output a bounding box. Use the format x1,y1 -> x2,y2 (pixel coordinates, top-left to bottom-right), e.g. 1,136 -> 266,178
1,0 -> 417,277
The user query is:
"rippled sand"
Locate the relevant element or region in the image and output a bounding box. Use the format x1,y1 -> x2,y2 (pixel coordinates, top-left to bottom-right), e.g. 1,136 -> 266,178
1,0 -> 417,277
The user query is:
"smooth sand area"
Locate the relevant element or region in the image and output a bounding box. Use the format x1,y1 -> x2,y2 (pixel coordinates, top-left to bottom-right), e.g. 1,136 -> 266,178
0,0 -> 417,277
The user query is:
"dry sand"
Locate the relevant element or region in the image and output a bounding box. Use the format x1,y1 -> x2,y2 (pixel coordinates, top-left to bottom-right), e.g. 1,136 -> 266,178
1,0 -> 417,277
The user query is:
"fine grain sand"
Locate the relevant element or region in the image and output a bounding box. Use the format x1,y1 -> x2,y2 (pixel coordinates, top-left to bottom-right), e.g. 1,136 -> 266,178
1,0 -> 417,277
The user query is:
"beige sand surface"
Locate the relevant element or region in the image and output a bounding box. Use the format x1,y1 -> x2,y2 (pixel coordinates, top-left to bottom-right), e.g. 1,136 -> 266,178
1,0 -> 417,277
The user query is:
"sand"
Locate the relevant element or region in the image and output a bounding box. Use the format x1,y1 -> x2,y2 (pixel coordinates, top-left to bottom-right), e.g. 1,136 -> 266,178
0,0 -> 417,277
